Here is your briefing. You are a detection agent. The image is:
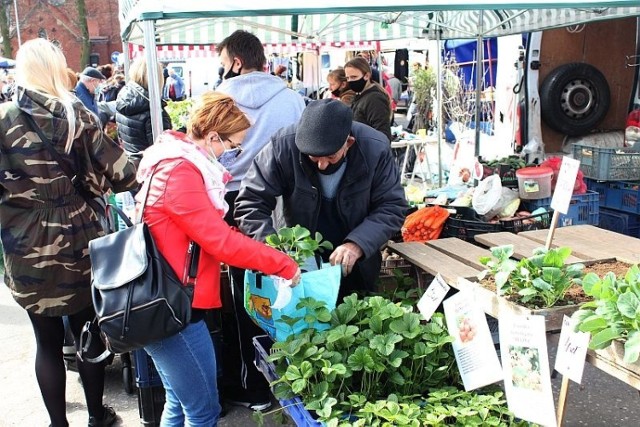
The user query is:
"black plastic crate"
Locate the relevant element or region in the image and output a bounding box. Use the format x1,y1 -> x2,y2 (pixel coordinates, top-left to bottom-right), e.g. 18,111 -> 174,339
499,210 -> 552,233
138,385 -> 165,426
442,206 -> 502,241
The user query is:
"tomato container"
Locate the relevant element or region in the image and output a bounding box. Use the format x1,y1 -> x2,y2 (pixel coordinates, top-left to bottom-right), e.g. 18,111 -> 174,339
516,166 -> 553,200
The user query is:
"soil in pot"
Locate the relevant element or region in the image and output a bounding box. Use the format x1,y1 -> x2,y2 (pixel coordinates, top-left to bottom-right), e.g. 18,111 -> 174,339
477,260 -> 633,309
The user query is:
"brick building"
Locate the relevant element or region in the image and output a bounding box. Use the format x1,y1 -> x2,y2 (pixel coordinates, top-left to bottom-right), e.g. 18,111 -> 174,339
5,0 -> 121,71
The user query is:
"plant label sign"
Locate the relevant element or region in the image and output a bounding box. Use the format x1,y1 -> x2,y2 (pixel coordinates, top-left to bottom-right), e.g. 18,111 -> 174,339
443,291 -> 502,391
554,315 -> 590,384
499,310 -> 557,427
417,273 -> 450,321
550,157 -> 580,214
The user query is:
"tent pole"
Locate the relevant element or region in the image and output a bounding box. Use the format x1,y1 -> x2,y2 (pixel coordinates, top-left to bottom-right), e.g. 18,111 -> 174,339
474,12 -> 484,157
142,20 -> 163,144
122,42 -> 131,76
436,31 -> 443,187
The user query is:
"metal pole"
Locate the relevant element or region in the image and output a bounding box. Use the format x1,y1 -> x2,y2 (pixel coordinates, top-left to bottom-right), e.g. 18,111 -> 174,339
13,0 -> 21,47
142,20 -> 163,143
122,42 -> 131,76
474,11 -> 484,157
436,31 -> 443,187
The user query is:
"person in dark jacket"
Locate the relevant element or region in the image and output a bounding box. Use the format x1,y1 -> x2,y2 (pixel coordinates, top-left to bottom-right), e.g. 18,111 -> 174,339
235,99 -> 406,296
115,56 -> 171,167
75,66 -> 105,118
344,57 -> 392,142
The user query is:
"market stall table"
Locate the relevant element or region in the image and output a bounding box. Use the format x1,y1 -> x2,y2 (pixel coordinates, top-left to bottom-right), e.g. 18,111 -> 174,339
386,226 -> 640,390
390,134 -> 438,186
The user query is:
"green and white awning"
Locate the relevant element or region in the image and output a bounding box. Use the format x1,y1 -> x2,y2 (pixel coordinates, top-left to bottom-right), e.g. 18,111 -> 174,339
119,1 -> 640,44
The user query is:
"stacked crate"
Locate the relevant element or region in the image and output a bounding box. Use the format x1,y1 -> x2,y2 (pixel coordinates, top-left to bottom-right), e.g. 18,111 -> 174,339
572,142 -> 640,237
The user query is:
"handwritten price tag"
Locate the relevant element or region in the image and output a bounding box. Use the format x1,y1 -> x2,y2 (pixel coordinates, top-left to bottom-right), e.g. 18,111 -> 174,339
550,157 -> 580,215
417,274 -> 450,321
554,315 -> 590,384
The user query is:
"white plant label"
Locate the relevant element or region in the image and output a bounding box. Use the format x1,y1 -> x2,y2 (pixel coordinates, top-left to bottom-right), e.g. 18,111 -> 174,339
443,291 -> 502,391
551,157 -> 580,214
499,310 -> 557,427
554,315 -> 590,384
417,273 -> 450,321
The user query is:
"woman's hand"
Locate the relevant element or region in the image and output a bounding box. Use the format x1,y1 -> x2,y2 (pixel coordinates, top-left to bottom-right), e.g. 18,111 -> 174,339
290,267 -> 302,287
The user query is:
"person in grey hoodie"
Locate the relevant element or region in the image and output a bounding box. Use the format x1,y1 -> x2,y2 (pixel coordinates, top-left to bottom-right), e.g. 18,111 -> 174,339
214,30 -> 305,412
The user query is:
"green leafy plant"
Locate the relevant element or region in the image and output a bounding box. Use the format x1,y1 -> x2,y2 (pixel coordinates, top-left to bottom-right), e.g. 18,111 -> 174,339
165,99 -> 194,130
265,225 -> 333,267
573,264 -> 640,363
479,245 -> 584,308
254,294 -> 521,426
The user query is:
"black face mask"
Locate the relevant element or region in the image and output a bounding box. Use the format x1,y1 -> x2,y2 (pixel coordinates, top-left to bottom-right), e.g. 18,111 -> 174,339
331,88 -> 341,98
317,156 -> 347,175
348,77 -> 367,93
224,64 -> 242,80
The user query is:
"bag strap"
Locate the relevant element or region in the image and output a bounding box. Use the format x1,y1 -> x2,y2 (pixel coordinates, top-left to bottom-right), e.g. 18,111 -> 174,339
77,319 -> 112,364
24,113 -> 104,213
137,164 -> 200,285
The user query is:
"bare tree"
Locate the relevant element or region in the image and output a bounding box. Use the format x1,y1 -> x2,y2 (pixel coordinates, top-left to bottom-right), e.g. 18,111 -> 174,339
0,0 -> 13,58
75,0 -> 90,67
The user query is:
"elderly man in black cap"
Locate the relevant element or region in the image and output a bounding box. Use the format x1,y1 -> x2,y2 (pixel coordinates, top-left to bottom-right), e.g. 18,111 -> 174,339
75,66 -> 106,118
236,99 -> 407,296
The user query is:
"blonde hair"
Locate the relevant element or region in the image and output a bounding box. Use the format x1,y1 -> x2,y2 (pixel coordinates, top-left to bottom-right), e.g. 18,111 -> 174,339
128,56 -> 163,93
188,92 -> 250,140
15,38 -> 76,153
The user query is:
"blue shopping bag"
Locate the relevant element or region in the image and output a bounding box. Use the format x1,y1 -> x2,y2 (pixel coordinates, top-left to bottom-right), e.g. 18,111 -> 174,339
244,264 -> 341,342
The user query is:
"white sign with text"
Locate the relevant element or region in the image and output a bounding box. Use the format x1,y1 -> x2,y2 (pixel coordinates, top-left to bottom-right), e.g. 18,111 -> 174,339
499,310 -> 557,427
550,157 -> 580,214
417,274 -> 450,321
443,291 -> 502,391
554,315 -> 590,384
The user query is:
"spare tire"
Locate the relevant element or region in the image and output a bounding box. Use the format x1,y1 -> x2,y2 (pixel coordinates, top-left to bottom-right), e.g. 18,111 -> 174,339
539,63 -> 610,136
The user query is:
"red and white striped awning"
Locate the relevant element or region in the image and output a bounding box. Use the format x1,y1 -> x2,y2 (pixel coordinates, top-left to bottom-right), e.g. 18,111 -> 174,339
127,40 -> 380,60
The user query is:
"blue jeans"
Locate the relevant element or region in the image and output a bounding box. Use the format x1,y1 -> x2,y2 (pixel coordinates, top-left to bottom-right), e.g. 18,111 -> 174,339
144,320 -> 220,427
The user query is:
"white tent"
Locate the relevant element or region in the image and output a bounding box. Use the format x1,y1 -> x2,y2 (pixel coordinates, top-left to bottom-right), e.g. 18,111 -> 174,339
117,0 -> 640,145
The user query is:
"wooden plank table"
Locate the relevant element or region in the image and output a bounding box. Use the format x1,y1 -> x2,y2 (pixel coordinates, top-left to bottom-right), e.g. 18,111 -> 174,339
386,241 -> 481,284
520,225 -> 640,263
426,237 -> 492,271
474,232 -> 589,263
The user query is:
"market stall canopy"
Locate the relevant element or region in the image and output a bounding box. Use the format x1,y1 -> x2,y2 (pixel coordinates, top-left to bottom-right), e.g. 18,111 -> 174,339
119,0 -> 640,44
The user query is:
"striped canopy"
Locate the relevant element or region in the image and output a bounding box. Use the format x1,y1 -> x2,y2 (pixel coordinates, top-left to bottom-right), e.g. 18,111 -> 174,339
119,1 -> 640,44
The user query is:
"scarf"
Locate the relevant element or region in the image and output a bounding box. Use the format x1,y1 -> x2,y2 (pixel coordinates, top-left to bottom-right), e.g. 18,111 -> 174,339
136,130 -> 232,215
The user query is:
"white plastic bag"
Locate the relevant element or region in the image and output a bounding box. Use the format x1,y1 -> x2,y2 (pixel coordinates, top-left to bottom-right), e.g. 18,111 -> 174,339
472,175 -> 502,216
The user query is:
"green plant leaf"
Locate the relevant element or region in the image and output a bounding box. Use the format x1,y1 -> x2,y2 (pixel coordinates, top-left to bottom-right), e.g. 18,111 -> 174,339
370,333 -> 403,356
577,314 -> 608,332
347,346 -> 375,372
589,327 -> 622,349
617,292 -> 640,318
624,330 -> 640,364
291,378 -> 307,394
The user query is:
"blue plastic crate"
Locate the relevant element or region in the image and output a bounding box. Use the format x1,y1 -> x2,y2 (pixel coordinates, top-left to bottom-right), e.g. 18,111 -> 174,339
133,349 -> 163,388
523,191 -> 599,227
572,143 -> 640,181
253,336 -> 323,427
602,181 -> 640,215
598,208 -> 640,237
585,178 -> 609,207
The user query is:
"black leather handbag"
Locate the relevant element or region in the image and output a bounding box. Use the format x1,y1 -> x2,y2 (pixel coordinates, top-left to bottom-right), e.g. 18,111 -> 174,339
89,173 -> 199,354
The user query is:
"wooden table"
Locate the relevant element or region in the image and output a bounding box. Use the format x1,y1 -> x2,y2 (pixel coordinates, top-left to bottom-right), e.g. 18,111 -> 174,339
387,225 -> 640,390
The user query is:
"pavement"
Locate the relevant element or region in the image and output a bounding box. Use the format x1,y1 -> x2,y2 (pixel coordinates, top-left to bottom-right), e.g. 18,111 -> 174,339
0,283 -> 290,427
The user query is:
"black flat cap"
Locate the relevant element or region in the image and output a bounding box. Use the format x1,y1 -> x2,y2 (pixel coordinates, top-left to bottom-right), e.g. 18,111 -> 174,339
81,67 -> 106,80
295,99 -> 353,156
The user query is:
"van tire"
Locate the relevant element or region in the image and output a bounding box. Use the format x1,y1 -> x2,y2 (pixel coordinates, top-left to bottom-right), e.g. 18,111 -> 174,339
540,63 -> 610,136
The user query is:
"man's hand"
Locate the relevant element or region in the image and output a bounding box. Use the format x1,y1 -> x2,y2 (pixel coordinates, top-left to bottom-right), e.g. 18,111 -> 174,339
329,242 -> 364,277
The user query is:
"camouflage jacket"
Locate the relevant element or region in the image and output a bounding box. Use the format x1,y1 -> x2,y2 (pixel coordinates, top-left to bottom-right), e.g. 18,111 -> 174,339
0,87 -> 137,316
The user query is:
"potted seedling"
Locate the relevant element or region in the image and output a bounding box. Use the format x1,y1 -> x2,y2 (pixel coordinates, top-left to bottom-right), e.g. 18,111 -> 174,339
455,244 -> 587,331
574,265 -> 640,374
265,224 -> 333,270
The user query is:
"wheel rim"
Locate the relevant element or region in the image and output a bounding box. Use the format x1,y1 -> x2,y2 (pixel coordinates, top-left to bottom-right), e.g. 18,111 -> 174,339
560,79 -> 595,119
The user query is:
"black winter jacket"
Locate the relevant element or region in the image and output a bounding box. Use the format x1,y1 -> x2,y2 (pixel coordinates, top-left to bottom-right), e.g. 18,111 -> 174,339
235,121 -> 407,290
351,84 -> 392,142
115,82 -> 171,166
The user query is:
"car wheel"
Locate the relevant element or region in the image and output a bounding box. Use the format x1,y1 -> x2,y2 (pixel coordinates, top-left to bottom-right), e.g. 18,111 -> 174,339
540,62 -> 610,136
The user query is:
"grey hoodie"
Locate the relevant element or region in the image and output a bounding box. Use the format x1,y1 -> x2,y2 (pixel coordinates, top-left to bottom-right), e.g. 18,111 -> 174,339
216,71 -> 305,191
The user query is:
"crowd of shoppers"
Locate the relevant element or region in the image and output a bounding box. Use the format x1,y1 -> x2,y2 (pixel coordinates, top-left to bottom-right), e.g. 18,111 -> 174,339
0,30 -> 406,427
